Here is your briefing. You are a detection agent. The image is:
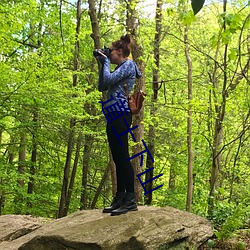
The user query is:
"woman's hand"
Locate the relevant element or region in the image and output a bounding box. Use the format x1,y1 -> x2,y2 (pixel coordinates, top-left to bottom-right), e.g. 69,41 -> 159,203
96,51 -> 108,64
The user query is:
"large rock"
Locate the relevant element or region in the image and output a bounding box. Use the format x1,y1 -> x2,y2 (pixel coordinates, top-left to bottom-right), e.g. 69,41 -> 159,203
0,206 -> 214,250
0,214 -> 49,243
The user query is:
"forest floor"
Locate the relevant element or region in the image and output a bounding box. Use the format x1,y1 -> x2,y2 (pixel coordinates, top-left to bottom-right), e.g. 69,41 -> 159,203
200,230 -> 250,249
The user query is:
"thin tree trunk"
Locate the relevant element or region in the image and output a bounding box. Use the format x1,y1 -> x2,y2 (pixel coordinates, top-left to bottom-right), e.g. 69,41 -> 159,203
229,136 -> 242,203
19,18 -> 35,192
0,129 -> 6,214
184,25 -> 193,212
72,0 -> 81,88
145,0 -> 163,205
18,135 -> 26,187
64,133 -> 82,215
88,0 -> 116,200
27,5 -> 43,206
229,32 -> 250,201
15,135 -> 27,214
168,95 -> 177,190
88,0 -> 101,49
58,119 -> 75,218
91,164 -> 110,209
27,21 -> 36,205
0,127 -> 4,213
80,135 -> 92,210
28,131 -> 36,193
0,129 -> 2,148
0,124 -> 3,214
168,166 -> 176,189
81,0 -> 101,210
7,137 -> 15,164
27,110 -> 38,209
63,0 -> 82,217
0,193 -> 4,215
208,0 -> 227,216
58,0 -> 81,218
109,149 -> 117,196
207,15 -> 221,214
126,0 -> 145,203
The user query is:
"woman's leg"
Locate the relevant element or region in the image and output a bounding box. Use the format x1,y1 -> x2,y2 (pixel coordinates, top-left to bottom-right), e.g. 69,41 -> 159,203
106,111 -> 134,192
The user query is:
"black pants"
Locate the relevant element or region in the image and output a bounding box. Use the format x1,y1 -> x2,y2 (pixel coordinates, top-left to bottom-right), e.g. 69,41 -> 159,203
106,111 -> 134,192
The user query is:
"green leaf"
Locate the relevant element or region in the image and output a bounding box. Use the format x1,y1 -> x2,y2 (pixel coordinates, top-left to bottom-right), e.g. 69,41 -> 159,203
167,8 -> 174,16
228,48 -> 238,61
208,239 -> 215,249
238,242 -> 245,250
191,0 -> 205,15
181,10 -> 196,26
221,29 -> 232,44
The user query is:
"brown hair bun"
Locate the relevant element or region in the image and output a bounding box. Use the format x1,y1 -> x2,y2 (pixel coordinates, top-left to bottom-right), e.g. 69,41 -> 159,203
112,34 -> 131,57
120,34 -> 131,45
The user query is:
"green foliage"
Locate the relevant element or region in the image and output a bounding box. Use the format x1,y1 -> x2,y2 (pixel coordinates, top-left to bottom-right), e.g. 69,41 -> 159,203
0,1 -> 249,239
209,200 -> 236,226
214,204 -> 250,240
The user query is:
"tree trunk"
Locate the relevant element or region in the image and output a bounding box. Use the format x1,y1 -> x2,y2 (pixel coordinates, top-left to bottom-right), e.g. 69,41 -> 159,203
0,122 -> 3,214
184,25 -> 193,212
0,127 -> 3,214
126,0 -> 145,203
0,129 -> 2,148
208,0 -> 228,216
27,7 -> 43,207
168,95 -> 177,190
0,193 -> 4,215
87,0 -> 116,200
109,149 -> 117,196
80,135 -> 92,210
27,110 -> 38,208
7,137 -> 15,164
1,137 -> 15,214
87,0 -> 101,49
64,133 -> 82,215
228,32 -> 250,203
58,119 -> 75,218
145,0 -> 163,205
58,0 -> 81,218
168,166 -> 176,190
208,11 -> 250,215
15,134 -> 27,214
72,0 -> 81,88
18,135 -> 26,187
28,131 -> 36,193
91,164 -> 110,209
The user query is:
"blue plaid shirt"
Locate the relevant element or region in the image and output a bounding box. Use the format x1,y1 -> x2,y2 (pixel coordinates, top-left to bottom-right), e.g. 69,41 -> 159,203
98,58 -> 142,112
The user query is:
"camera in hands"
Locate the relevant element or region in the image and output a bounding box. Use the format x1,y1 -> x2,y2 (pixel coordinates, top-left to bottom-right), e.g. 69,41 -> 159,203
93,46 -> 111,58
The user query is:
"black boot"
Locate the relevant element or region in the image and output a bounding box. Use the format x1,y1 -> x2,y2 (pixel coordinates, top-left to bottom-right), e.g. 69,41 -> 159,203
111,192 -> 138,216
102,192 -> 125,213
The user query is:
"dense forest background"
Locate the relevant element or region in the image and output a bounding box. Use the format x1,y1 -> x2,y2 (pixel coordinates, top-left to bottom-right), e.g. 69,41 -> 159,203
0,0 -> 249,245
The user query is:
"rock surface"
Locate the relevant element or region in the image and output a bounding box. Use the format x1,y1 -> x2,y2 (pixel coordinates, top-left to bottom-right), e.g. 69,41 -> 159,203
0,214 -> 49,243
0,206 -> 214,250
